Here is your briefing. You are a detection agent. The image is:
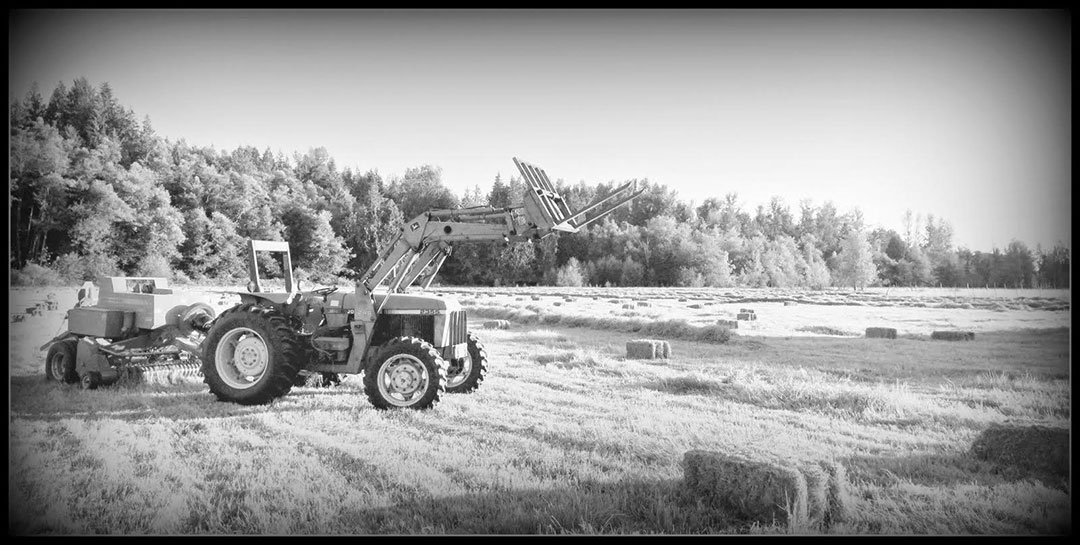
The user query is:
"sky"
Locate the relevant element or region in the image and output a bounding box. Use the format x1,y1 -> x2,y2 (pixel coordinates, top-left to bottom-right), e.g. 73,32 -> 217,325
8,9 -> 1071,252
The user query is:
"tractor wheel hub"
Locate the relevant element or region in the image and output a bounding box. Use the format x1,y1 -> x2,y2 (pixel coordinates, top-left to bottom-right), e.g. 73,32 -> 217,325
233,337 -> 268,375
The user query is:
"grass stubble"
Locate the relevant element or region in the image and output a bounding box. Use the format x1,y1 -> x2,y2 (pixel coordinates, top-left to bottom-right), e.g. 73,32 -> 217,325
7,288 -> 1071,535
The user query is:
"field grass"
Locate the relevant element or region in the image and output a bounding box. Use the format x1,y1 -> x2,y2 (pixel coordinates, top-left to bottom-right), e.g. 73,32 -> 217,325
7,285 -> 1072,535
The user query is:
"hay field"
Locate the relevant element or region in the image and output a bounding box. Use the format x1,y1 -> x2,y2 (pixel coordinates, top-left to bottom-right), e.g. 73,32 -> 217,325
7,285 -> 1072,535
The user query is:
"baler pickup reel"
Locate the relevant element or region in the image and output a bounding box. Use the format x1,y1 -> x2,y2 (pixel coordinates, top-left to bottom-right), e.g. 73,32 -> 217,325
514,157 -> 643,235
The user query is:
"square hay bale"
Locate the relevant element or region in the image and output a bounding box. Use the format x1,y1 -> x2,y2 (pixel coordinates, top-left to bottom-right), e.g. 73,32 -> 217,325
717,319 -> 739,329
683,450 -> 809,525
969,425 -> 1069,476
684,451 -> 852,529
820,461 -> 853,525
799,463 -> 829,524
622,303 -> 636,310
627,339 -> 671,360
783,301 -> 798,306
736,312 -> 755,321
689,304 -> 703,309
483,320 -> 511,330
637,301 -> 652,307
931,330 -> 975,341
608,299 -> 621,304
626,340 -> 657,359
865,327 -> 897,339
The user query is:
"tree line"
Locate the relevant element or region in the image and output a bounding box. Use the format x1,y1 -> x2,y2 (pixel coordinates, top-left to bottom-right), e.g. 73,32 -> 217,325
9,79 -> 1070,290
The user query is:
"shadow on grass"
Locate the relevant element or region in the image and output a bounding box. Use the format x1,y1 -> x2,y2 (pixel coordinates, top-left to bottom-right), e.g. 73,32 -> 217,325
339,476 -> 755,534
8,375 -> 371,423
844,451 -> 1070,493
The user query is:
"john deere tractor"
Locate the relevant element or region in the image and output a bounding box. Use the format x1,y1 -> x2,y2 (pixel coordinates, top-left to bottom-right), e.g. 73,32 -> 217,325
201,157 -> 642,409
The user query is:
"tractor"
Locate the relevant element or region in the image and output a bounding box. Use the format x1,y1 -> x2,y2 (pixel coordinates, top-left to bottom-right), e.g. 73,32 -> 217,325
201,157 -> 643,409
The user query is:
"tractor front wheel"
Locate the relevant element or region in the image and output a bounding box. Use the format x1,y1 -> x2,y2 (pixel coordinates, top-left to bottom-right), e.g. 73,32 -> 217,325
46,339 -> 79,384
446,332 -> 487,394
364,337 -> 447,410
202,304 -> 302,405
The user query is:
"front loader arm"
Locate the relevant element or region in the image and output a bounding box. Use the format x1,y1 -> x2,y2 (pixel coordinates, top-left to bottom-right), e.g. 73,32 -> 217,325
344,157 -> 644,373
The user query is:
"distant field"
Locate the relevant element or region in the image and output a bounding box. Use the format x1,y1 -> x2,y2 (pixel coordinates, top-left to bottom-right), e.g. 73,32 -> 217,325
7,285 -> 1072,535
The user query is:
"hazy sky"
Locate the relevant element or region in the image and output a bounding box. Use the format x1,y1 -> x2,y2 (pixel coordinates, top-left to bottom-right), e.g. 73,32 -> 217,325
8,9 -> 1071,252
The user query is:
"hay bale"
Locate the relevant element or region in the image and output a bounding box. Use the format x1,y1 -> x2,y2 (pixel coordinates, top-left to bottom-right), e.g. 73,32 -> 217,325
689,304 -> 703,309
799,464 -> 829,524
483,320 -> 510,330
864,327 -> 897,339
736,312 -> 755,321
626,340 -> 658,359
678,298 -> 688,302
821,461 -> 853,525
622,304 -> 635,310
796,461 -> 852,528
683,450 -> 809,525
637,301 -> 652,307
608,299 -> 621,304
717,319 -> 739,329
553,302 -> 562,306
684,451 -> 852,529
969,425 -> 1069,476
931,330 -> 975,341
626,340 -> 669,359
531,295 -> 541,301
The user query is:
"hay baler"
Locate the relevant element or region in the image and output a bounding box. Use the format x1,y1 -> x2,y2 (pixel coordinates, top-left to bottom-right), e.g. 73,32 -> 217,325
40,277 -> 217,389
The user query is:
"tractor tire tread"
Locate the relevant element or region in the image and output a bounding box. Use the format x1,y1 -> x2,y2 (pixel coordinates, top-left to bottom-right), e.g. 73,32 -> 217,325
201,303 -> 302,405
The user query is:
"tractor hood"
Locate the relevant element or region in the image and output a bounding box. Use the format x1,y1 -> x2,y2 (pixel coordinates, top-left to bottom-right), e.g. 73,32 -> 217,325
372,291 -> 461,314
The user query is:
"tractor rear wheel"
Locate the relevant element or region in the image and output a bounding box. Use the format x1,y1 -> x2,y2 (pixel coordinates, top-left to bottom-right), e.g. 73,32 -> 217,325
446,332 -> 487,394
46,339 -> 79,384
202,304 -> 302,405
364,337 -> 447,410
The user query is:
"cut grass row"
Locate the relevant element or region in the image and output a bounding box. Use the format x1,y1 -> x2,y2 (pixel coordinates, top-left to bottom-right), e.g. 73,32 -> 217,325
8,321 -> 1070,535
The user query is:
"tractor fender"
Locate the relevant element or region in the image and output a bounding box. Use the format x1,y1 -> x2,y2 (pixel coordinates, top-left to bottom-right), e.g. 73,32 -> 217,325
40,332 -> 79,353
174,302 -> 217,332
237,292 -> 293,310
